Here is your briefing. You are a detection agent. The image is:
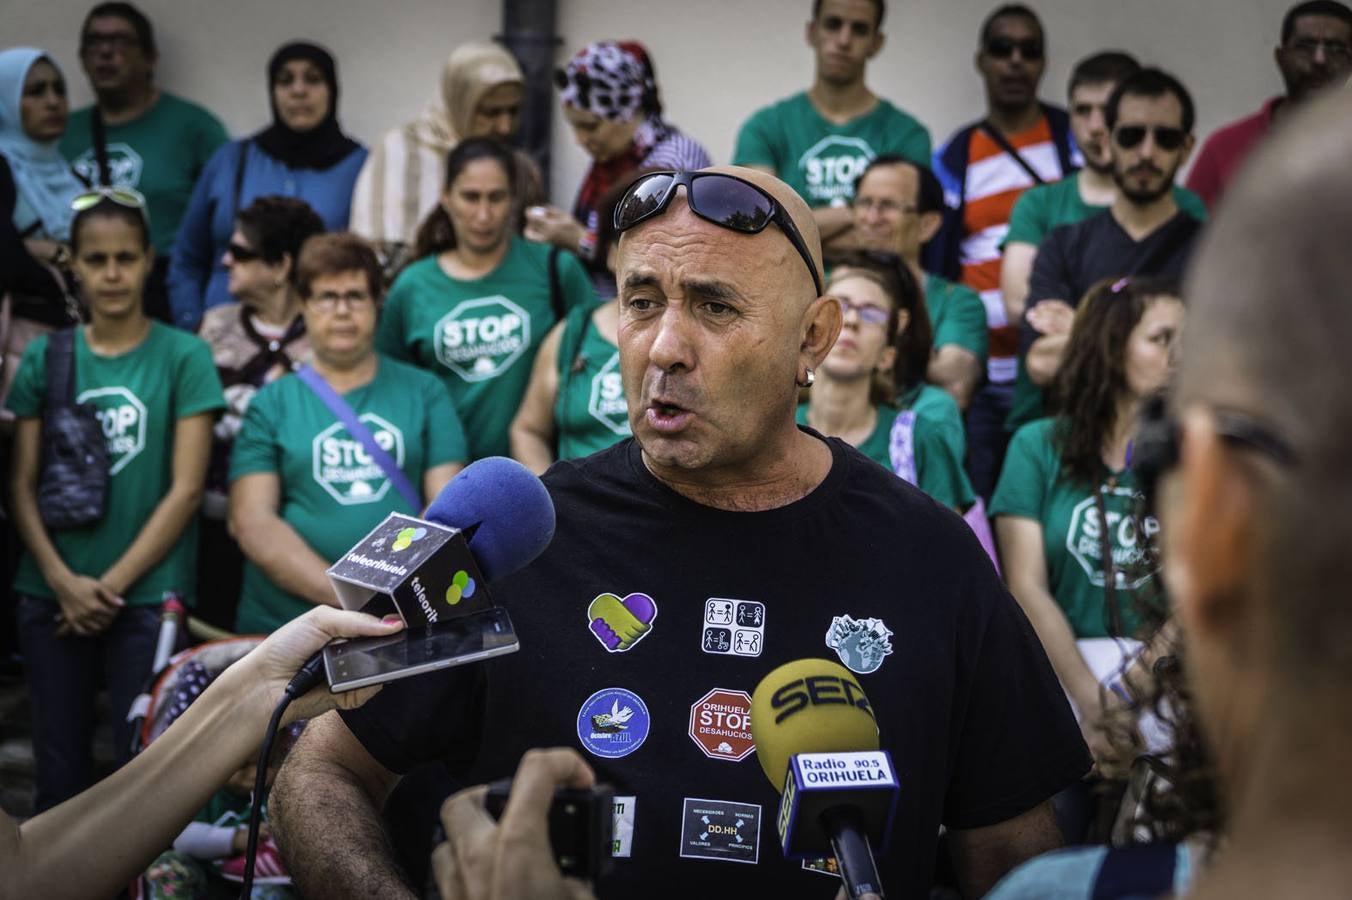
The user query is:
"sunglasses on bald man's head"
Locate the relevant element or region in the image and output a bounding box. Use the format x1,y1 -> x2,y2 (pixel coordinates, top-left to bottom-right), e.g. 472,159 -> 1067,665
1114,125 -> 1187,151
613,171 -> 824,296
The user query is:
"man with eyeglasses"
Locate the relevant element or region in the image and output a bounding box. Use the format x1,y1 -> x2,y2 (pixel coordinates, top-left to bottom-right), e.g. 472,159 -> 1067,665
927,4 -> 1077,503
733,0 -> 930,256
852,156 -> 988,410
270,166 -> 1089,898
1186,0 -> 1352,212
60,2 -> 228,320
1013,68 -> 1202,428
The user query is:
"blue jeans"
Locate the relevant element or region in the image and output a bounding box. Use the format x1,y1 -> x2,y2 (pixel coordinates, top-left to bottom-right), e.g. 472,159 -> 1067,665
16,595 -> 161,812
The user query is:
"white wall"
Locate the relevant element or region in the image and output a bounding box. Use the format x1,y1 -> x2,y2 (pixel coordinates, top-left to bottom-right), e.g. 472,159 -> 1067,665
3,0 -> 1294,208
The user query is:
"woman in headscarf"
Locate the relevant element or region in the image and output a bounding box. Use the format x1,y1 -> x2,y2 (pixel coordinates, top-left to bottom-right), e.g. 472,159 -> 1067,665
0,48 -> 85,330
349,39 -> 542,272
168,41 -> 366,331
524,40 -> 712,271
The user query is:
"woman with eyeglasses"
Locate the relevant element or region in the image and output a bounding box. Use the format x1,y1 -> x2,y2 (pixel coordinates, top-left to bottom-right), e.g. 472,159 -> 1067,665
797,253 -> 974,511
5,191 -> 224,811
379,137 -> 595,461
168,42 -> 367,332
192,195 -> 323,630
0,49 -> 86,339
229,233 -> 466,634
509,172 -> 653,473
991,276 -> 1183,764
523,41 -> 711,276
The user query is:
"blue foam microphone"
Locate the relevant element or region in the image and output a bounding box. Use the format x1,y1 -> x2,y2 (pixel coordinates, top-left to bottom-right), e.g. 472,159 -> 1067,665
423,456 -> 556,582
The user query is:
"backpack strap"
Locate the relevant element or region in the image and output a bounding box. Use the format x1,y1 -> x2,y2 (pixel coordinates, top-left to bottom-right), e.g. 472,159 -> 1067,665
295,365 -> 422,512
887,409 -> 919,486
979,121 -> 1047,186
44,328 -> 78,410
91,108 -> 111,187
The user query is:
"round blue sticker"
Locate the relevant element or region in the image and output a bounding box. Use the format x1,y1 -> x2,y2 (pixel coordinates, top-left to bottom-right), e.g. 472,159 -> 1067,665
576,687 -> 651,759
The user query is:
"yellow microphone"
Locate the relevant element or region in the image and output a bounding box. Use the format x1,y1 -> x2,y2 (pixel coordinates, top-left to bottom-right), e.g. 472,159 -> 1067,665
751,659 -> 898,899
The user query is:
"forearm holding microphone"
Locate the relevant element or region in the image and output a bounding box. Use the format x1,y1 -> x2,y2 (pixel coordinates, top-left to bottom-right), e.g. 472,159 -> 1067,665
0,607 -> 402,900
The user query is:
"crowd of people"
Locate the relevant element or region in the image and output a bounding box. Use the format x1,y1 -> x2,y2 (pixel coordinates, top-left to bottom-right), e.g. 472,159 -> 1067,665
1,0 -> 1351,896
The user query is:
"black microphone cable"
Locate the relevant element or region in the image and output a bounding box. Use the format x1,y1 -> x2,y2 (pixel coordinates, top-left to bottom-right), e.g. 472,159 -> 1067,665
239,650 -> 325,898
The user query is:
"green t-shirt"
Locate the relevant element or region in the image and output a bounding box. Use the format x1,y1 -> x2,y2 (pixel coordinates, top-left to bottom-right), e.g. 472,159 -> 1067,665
733,92 -> 931,208
554,304 -> 630,461
6,324 -> 225,606
989,418 -> 1157,639
229,356 -> 468,633
924,272 -> 989,364
1003,176 -> 1207,433
1004,174 -> 1207,250
378,238 -> 595,460
796,384 -> 973,510
61,93 -> 230,254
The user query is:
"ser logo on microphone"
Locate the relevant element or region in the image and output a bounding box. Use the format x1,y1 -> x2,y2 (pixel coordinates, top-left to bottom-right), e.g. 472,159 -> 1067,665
770,675 -> 874,725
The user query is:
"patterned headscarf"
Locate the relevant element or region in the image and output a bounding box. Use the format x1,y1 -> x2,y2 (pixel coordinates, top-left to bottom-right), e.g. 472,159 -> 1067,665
555,41 -> 659,123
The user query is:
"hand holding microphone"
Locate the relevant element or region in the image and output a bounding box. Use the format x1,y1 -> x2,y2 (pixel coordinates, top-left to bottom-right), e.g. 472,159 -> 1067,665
751,659 -> 900,900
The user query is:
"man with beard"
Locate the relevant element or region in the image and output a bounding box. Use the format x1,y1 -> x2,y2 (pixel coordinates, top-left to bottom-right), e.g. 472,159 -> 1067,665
1186,0 -> 1352,211
927,4 -> 1077,502
1001,53 -> 1207,430
1015,68 -> 1201,422
733,0 -> 931,256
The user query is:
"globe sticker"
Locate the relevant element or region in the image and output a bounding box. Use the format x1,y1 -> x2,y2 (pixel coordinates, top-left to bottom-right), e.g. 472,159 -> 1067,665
587,592 -> 657,653
392,527 -> 427,552
446,569 -> 476,606
825,614 -> 894,675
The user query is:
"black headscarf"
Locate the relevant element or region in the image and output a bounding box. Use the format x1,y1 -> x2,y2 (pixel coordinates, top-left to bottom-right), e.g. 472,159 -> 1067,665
252,41 -> 361,171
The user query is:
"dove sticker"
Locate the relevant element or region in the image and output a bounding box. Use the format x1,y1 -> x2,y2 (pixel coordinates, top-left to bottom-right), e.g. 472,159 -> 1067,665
586,592 -> 657,653
576,687 -> 651,759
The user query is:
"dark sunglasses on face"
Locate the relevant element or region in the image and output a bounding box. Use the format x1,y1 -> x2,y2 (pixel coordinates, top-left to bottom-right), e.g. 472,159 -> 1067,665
1114,124 -> 1187,151
984,37 -> 1044,60
227,241 -> 261,263
614,171 -> 824,296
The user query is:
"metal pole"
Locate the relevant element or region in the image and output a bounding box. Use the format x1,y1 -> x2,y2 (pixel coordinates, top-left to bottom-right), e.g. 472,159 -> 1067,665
500,0 -> 561,198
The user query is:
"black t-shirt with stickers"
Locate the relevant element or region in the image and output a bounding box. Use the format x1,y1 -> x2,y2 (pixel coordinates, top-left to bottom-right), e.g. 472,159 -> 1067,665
339,434 -> 1090,897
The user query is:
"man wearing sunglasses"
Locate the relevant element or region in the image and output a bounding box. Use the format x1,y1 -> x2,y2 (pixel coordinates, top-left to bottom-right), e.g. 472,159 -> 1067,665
732,0 -> 930,256
271,166 -> 1090,899
1015,68 -> 1201,427
927,4 -> 1077,504
1187,0 -> 1352,212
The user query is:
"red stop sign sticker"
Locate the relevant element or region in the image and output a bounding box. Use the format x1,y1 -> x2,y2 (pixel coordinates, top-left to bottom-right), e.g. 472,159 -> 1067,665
689,688 -> 755,762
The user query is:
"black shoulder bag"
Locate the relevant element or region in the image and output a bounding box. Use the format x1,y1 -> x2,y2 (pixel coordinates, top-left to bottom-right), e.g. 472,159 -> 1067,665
38,329 -> 109,530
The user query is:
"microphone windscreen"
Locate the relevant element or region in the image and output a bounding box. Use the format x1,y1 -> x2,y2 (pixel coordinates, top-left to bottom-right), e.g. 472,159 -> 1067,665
750,659 -> 880,792
424,457 -> 556,582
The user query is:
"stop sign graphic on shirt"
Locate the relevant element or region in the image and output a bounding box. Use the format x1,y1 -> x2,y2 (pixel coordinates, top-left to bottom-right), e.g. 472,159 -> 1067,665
688,688 -> 754,762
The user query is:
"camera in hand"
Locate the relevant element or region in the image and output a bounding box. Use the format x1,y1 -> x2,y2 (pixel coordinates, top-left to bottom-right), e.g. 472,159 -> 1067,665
484,779 -> 616,880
